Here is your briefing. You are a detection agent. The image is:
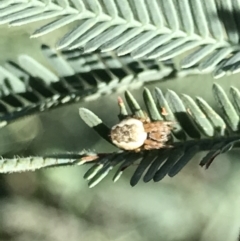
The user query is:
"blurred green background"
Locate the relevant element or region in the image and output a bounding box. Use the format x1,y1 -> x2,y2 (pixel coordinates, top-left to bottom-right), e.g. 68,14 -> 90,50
1,22 -> 240,241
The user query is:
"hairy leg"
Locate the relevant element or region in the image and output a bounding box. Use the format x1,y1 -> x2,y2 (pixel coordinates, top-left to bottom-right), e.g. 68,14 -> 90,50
143,139 -> 165,150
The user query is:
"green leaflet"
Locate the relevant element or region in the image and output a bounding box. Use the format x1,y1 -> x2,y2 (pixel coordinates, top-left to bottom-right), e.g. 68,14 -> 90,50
77,83 -> 240,187
0,45 -> 173,127
2,0 -> 240,77
0,83 -> 240,187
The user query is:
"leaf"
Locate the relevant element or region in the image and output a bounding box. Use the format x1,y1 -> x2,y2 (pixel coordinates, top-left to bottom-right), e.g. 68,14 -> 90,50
0,44 -> 174,127
168,145 -> 200,177
1,76 -> 240,187
153,147 -> 184,182
79,108 -> 111,143
181,94 -> 214,137
2,0 -> 240,77
143,88 -> 162,121
212,83 -> 239,132
155,87 -> 186,140
195,97 -> 226,136
0,152 -> 91,173
130,151 -> 157,186
165,89 -> 200,139
76,83 -> 240,187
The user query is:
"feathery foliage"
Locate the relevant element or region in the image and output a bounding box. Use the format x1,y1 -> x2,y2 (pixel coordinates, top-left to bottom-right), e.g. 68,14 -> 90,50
2,0 -> 240,78
77,83 -> 240,187
1,83 -> 240,188
0,44 -> 174,127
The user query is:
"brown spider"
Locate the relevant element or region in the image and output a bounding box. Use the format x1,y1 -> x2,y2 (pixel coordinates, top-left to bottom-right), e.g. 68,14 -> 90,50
110,115 -> 174,152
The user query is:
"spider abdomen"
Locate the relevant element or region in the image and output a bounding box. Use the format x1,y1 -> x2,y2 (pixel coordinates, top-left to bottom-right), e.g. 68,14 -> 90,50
110,118 -> 147,150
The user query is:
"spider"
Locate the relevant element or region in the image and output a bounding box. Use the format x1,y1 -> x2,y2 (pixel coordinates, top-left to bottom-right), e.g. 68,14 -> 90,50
110,115 -> 174,152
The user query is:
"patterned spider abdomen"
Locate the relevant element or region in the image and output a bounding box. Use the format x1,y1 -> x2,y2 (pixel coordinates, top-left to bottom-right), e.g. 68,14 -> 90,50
110,118 -> 147,150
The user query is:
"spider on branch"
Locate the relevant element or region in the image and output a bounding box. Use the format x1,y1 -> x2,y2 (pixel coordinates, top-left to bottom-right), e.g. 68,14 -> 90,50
110,106 -> 174,152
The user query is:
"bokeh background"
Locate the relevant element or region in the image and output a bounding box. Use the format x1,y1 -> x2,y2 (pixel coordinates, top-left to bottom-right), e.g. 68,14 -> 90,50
1,19 -> 240,241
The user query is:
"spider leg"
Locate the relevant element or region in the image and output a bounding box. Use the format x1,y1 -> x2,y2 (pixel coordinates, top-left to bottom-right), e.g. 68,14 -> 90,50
143,139 -> 166,150
149,132 -> 169,142
134,147 -> 142,153
144,121 -> 173,132
144,123 -> 160,132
